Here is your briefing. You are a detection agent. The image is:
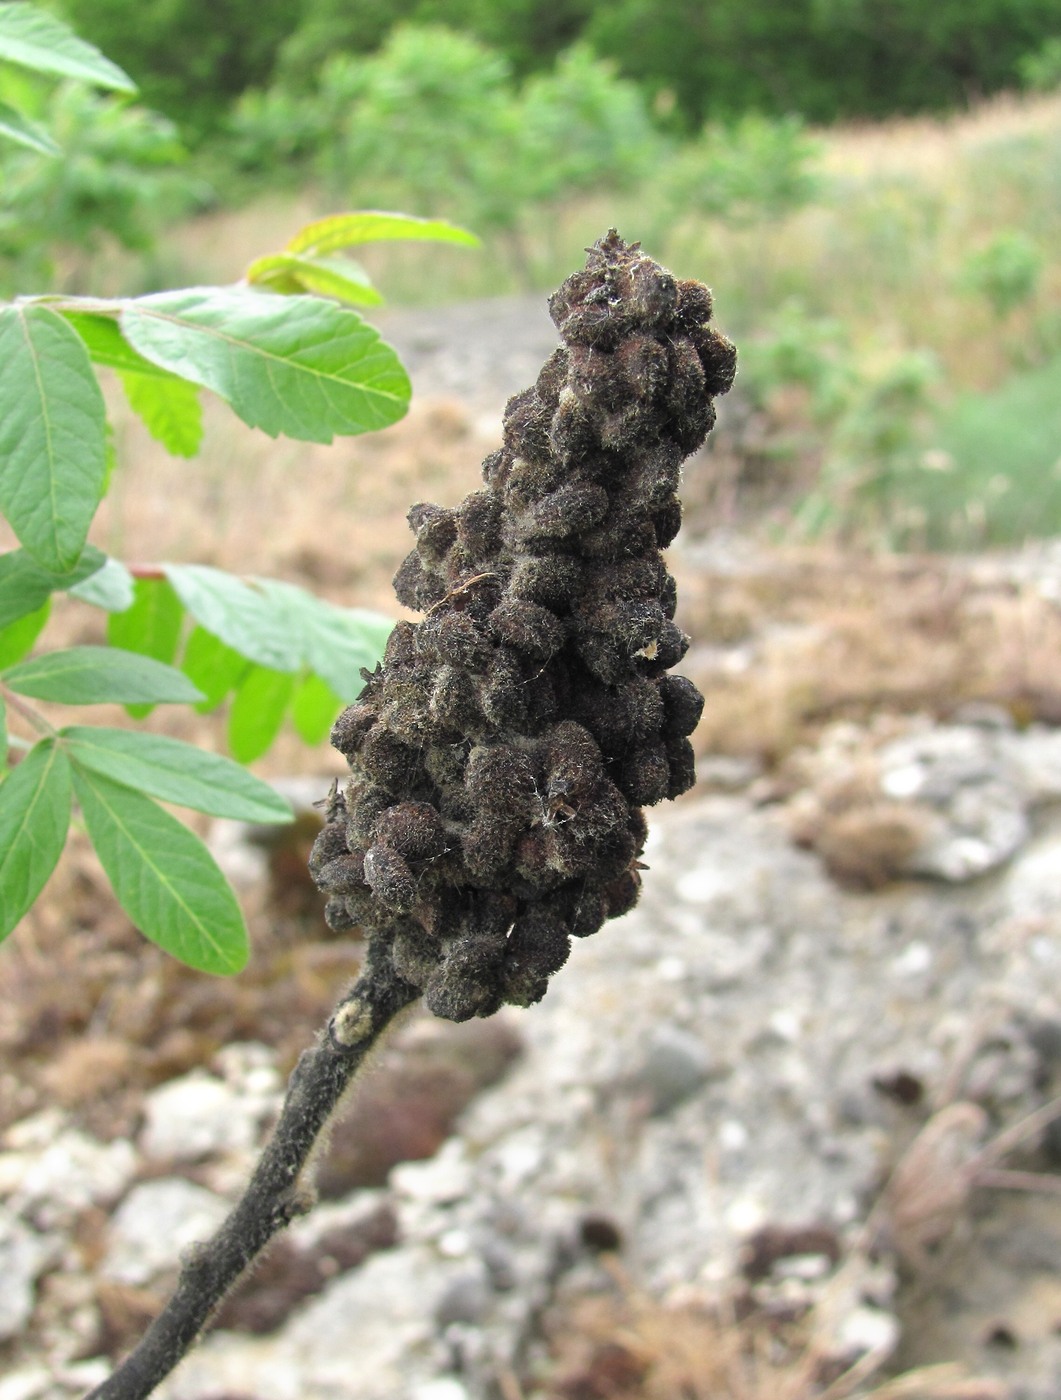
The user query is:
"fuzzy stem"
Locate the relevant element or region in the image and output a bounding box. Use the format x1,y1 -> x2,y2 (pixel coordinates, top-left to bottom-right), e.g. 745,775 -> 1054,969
85,958 -> 419,1400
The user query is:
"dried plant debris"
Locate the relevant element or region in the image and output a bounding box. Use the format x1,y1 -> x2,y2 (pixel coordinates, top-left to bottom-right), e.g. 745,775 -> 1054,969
310,232 -> 736,1021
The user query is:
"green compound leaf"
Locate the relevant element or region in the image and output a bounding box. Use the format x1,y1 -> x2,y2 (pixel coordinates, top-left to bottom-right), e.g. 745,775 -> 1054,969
71,765 -> 248,974
68,558 -> 135,612
3,646 -> 203,705
245,253 -> 383,307
255,578 -> 392,701
180,625 -> 250,712
60,727 -> 293,824
0,3 -> 135,90
120,287 -> 410,442
164,564 -> 300,673
0,100 -> 59,155
119,371 -> 203,458
0,546 -> 107,629
291,671 -> 344,745
0,739 -> 72,941
0,599 -> 50,670
0,305 -> 108,573
285,212 -> 480,257
61,311 -> 175,378
228,665 -> 296,763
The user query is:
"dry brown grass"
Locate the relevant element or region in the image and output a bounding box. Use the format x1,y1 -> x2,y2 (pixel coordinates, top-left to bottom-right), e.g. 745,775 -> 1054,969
675,547 -> 1061,770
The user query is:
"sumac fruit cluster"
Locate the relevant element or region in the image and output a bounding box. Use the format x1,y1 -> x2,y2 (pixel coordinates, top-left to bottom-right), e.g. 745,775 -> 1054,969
311,232 -> 735,1021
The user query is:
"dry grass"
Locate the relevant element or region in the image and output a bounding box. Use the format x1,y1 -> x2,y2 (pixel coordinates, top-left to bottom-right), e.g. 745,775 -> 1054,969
674,547 -> 1061,768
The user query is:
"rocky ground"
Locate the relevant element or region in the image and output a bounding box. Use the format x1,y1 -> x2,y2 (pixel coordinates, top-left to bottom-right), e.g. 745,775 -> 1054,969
4,295 -> 1061,1400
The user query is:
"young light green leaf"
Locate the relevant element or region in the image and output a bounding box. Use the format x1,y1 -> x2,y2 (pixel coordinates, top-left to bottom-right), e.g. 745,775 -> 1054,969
180,625 -> 250,712
164,564 -> 300,672
3,646 -> 204,704
0,3 -> 136,91
291,671 -> 345,746
244,253 -> 383,307
0,305 -> 108,573
285,212 -> 480,257
72,766 -> 247,974
0,739 -> 72,940
228,666 -> 296,763
0,546 -> 107,629
0,695 -> 6,773
68,558 -> 135,612
119,371 -> 203,457
257,579 -> 392,701
0,599 -> 50,670
61,727 -> 293,824
0,100 -> 59,155
120,288 -> 410,441
61,311 -> 175,378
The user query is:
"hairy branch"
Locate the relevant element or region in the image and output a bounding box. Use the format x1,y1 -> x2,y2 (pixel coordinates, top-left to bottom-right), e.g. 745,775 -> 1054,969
85,953 -> 419,1400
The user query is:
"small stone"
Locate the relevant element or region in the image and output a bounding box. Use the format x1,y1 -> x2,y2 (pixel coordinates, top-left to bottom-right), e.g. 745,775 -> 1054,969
635,1025 -> 714,1115
434,1266 -> 491,1328
102,1178 -> 230,1286
0,1216 -> 59,1342
139,1070 -> 270,1163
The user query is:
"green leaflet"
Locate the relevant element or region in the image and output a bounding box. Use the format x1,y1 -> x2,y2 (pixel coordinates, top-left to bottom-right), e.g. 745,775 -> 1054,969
0,546 -> 108,629
0,100 -> 59,155
0,4 -> 135,90
228,666 -> 296,763
61,311 -> 176,378
2,645 -> 203,705
180,626 -> 250,712
244,253 -> 383,307
0,305 -> 108,573
285,212 -> 480,257
72,765 -> 247,974
67,557 -> 135,612
0,694 -> 6,774
0,600 -> 50,670
120,287 -> 410,442
119,371 -> 203,458
107,576 -> 184,662
254,578 -> 392,701
164,564 -> 301,673
0,739 -> 72,940
59,727 -> 292,824
107,576 -> 185,717
291,672 -> 344,745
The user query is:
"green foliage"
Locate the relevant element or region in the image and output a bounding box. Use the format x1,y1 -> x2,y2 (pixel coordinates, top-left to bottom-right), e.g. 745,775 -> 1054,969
0,82 -> 197,294
911,353 -> 1061,548
56,0 -> 304,138
958,230 -> 1045,319
1019,35 -> 1061,90
1,7 -> 479,972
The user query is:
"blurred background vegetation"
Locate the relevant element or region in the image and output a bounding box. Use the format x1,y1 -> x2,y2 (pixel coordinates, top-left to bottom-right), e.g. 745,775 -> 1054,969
8,0 -> 1061,551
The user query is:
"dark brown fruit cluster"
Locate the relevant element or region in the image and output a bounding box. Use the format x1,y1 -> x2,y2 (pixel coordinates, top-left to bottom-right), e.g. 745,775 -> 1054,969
311,232 -> 735,1021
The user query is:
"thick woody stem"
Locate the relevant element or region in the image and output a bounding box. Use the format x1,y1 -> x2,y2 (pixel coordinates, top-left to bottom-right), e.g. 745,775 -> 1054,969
85,956 -> 419,1400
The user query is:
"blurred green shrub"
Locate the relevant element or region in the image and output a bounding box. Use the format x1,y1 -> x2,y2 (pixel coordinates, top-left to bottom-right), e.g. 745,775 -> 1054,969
958,230 -> 1045,319
229,27 -> 659,277
1018,35 -> 1061,90
657,114 -> 822,226
56,0 -> 303,138
0,81 -> 202,294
